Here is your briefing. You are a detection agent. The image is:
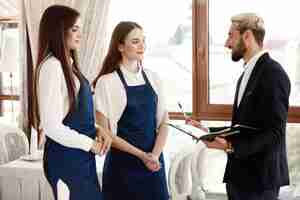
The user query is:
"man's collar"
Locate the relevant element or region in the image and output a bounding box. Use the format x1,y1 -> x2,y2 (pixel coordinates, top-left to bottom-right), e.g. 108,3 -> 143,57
244,50 -> 267,69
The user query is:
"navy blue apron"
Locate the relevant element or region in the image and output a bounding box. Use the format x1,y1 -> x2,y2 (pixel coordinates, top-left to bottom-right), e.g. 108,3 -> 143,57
102,68 -> 169,200
43,75 -> 102,200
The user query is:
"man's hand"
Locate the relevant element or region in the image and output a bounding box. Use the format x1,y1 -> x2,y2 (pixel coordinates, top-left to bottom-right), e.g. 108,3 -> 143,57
203,136 -> 228,151
185,117 -> 209,133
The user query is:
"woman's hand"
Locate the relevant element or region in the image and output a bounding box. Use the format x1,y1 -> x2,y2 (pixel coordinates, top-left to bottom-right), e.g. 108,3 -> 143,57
90,139 -> 103,155
96,128 -> 112,155
140,152 -> 161,172
146,153 -> 161,172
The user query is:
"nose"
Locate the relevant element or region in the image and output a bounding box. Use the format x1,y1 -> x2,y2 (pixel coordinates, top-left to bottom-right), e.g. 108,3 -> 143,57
77,30 -> 81,39
139,41 -> 145,51
224,38 -> 231,49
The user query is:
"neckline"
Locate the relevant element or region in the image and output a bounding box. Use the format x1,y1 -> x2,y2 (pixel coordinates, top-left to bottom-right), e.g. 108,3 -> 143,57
116,68 -> 149,88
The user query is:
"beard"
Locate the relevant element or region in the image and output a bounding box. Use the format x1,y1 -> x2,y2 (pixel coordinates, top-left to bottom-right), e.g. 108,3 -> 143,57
231,38 -> 246,62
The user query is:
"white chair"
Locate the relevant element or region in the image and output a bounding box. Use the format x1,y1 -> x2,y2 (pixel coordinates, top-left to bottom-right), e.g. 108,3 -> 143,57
168,141 -> 228,200
189,142 -> 207,200
168,143 -> 199,200
0,123 -> 29,164
293,184 -> 300,199
0,141 -> 8,165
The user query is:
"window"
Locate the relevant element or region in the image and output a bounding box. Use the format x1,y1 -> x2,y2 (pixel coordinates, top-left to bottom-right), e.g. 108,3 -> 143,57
0,19 -> 20,124
196,0 -> 300,122
197,1 -> 300,193
108,0 -> 193,117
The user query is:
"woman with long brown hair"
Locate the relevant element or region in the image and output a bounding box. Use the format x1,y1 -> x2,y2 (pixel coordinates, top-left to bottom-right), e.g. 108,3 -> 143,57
33,5 -> 109,200
94,21 -> 169,200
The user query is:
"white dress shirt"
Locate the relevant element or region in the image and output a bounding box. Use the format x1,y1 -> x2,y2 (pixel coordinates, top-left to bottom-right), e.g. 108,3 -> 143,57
94,65 -> 167,135
37,56 -> 93,152
237,50 -> 267,106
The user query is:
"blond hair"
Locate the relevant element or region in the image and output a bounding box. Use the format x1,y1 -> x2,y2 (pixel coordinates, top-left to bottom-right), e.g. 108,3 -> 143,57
231,13 -> 265,46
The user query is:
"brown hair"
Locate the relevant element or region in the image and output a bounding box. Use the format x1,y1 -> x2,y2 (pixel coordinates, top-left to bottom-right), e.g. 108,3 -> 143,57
33,5 -> 82,141
92,21 -> 142,88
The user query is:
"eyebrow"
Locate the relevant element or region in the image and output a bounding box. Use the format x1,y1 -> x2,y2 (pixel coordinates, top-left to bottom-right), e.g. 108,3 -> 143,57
72,25 -> 80,29
131,37 -> 145,41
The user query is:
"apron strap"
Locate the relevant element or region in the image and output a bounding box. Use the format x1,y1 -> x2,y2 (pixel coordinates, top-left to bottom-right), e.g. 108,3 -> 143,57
116,68 -> 157,98
142,70 -> 157,96
116,68 -> 128,89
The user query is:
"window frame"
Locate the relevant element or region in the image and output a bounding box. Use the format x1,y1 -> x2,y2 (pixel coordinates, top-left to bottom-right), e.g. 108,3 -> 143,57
191,0 -> 232,121
171,0 -> 300,123
187,0 -> 300,123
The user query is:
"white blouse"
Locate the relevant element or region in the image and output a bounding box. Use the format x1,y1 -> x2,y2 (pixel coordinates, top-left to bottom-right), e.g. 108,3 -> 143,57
94,66 -> 167,135
37,56 -> 93,152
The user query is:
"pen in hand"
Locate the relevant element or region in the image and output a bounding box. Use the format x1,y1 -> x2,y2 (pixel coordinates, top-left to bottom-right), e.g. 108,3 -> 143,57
178,102 -> 209,133
178,102 -> 187,119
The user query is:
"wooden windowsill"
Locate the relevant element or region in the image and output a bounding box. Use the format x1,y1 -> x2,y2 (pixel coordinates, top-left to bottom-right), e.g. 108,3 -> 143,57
0,95 -> 20,101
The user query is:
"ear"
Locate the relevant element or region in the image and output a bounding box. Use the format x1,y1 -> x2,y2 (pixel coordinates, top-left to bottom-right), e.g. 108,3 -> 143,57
242,30 -> 252,46
118,44 -> 124,52
242,30 -> 250,40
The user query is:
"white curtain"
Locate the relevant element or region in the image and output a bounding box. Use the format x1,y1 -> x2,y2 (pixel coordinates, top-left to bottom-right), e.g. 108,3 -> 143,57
0,0 -> 18,51
77,0 -> 111,81
0,0 -> 18,17
22,0 -> 111,77
0,24 -> 5,61
20,0 -> 111,131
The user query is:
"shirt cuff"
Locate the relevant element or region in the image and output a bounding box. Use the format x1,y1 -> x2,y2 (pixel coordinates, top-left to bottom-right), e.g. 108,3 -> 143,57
206,127 -> 210,133
80,136 -> 94,152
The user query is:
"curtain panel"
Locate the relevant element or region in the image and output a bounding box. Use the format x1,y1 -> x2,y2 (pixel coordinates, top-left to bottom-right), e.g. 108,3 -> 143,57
20,0 -> 111,136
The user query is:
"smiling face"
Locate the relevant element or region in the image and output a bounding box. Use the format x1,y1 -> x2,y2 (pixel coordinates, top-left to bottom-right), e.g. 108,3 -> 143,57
66,17 -> 81,51
118,28 -> 145,62
225,23 -> 246,62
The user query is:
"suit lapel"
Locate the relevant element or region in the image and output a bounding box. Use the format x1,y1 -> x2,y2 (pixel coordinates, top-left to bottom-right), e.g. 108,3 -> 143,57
232,73 -> 244,119
238,53 -> 269,110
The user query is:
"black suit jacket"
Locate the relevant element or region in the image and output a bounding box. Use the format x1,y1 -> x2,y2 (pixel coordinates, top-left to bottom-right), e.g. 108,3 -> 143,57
221,53 -> 291,191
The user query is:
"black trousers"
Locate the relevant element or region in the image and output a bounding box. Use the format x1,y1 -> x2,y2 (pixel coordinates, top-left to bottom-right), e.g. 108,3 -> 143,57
226,184 -> 279,200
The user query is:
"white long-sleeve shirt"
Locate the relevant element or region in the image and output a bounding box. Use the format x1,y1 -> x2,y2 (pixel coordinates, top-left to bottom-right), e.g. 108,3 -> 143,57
94,65 -> 167,135
37,56 -> 93,152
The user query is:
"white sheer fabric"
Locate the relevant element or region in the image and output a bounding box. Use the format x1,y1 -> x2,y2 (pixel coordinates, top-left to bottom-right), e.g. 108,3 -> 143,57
0,0 -> 18,17
21,0 -> 110,79
19,0 -> 111,133
0,24 -> 5,61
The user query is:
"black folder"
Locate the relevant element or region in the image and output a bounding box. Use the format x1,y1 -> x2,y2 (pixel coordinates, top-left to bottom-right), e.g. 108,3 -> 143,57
167,123 -> 258,142
166,123 -> 201,141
